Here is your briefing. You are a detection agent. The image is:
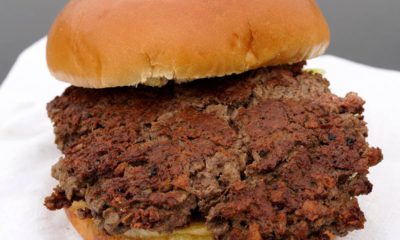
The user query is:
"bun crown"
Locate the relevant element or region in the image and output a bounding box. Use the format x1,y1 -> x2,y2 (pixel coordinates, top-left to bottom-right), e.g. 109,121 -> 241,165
47,0 -> 330,88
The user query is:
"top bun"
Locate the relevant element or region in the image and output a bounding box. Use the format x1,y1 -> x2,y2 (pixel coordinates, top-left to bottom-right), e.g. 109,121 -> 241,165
46,0 -> 330,88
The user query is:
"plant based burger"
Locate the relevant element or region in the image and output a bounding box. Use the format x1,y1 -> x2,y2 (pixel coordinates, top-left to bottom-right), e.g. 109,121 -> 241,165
44,0 -> 383,239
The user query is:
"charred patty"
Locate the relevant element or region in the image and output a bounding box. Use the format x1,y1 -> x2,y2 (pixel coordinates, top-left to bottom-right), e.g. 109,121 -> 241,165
45,63 -> 382,239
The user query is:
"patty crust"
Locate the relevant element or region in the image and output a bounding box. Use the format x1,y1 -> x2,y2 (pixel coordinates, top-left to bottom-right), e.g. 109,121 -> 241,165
45,63 -> 382,239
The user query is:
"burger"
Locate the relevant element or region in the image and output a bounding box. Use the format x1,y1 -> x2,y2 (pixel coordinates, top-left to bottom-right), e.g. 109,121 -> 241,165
44,0 -> 383,239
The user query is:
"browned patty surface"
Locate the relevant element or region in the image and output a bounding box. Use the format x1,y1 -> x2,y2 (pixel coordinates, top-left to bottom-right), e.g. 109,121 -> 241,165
45,62 -> 382,239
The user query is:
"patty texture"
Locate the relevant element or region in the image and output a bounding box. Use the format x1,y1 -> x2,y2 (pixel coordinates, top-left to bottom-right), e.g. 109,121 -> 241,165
45,62 -> 382,239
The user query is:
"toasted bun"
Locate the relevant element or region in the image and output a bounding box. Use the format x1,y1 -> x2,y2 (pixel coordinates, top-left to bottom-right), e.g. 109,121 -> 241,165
66,202 -> 336,240
47,0 -> 330,88
65,202 -> 213,240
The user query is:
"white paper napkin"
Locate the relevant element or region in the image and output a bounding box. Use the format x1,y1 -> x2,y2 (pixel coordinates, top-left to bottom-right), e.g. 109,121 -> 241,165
0,38 -> 399,240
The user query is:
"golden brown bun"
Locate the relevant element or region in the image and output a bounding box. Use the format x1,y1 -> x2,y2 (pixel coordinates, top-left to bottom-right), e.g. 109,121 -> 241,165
47,0 -> 330,88
65,202 -> 213,240
66,202 -> 335,240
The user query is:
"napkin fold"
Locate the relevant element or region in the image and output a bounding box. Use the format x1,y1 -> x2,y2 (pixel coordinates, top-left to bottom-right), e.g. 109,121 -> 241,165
1,38 -> 399,239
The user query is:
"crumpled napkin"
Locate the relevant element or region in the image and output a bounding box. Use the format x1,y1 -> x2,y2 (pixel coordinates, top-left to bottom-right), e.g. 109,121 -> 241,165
1,38 -> 399,240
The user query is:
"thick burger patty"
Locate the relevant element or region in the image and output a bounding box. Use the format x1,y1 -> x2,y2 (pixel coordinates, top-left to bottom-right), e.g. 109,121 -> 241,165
45,62 -> 382,239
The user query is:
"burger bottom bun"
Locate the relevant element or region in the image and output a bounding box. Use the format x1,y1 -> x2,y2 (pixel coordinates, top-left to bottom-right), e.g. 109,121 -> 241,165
65,201 -> 335,240
65,201 -> 213,240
